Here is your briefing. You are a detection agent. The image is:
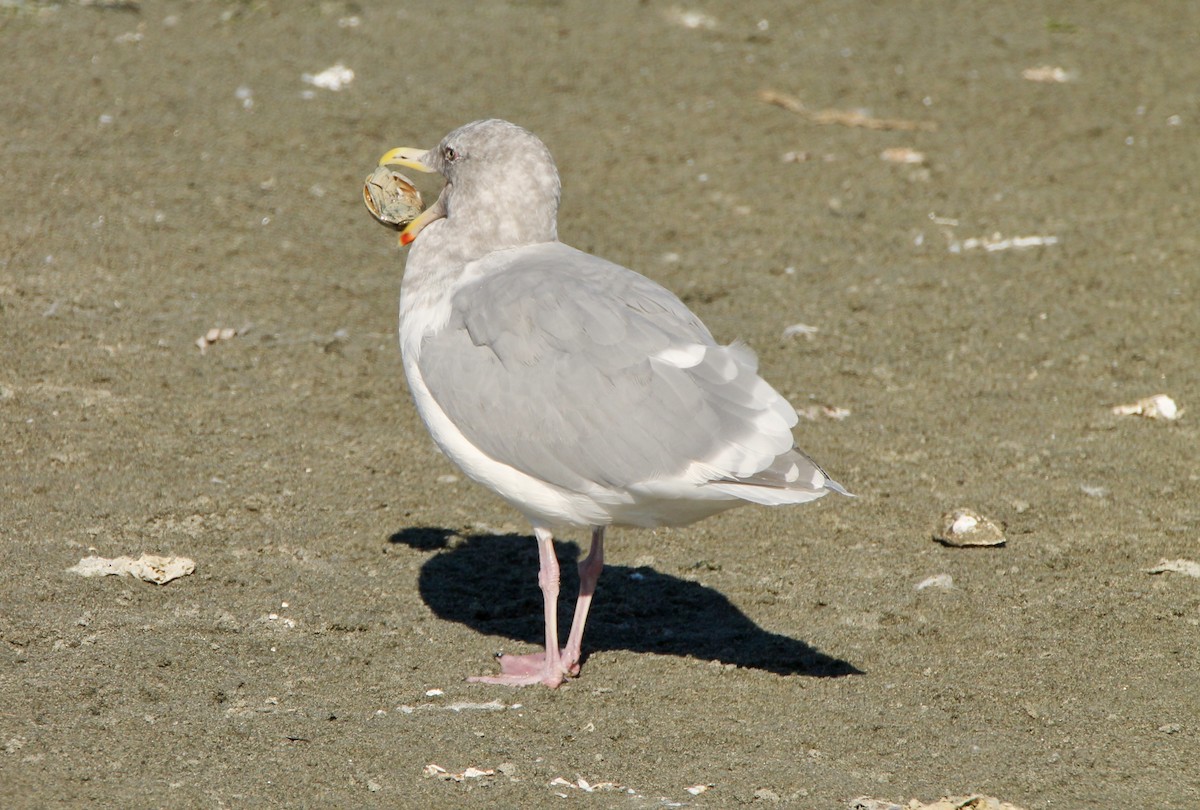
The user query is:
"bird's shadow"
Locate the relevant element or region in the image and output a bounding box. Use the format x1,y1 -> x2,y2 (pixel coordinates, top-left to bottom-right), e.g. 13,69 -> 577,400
389,527 -> 861,678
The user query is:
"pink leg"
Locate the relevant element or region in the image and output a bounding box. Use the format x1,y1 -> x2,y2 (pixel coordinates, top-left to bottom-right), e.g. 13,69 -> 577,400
561,527 -> 605,674
468,527 -> 567,687
468,526 -> 606,687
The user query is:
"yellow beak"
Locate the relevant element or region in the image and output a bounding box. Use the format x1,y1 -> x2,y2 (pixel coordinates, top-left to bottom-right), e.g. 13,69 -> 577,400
378,147 -> 442,245
378,147 -> 436,172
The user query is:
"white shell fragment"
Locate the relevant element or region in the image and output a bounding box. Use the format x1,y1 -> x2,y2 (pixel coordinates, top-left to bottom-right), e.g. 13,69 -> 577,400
933,509 -> 1006,547
549,776 -> 622,793
915,573 -> 955,591
782,322 -> 819,340
665,7 -> 719,30
852,796 -> 1029,810
951,513 -> 978,533
1112,394 -> 1180,421
195,325 -> 250,354
396,699 -> 510,714
423,763 -> 495,781
1022,65 -> 1073,83
948,233 -> 1059,253
68,554 -> 195,585
441,700 -> 506,712
302,63 -> 354,91
880,147 -> 926,164
363,167 -> 424,230
1146,559 -> 1200,578
796,404 -> 851,421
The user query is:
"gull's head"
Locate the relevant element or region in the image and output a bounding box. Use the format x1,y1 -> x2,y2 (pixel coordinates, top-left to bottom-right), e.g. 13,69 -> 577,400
379,119 -> 560,249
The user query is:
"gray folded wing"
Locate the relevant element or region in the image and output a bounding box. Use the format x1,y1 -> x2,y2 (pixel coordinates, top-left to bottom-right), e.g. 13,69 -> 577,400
417,242 -> 808,495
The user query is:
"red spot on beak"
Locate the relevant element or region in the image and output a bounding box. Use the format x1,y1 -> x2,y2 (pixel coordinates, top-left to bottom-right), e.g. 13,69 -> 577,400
400,230 -> 415,246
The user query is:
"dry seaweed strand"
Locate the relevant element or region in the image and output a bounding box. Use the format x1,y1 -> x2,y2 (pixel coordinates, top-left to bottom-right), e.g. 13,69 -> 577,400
758,89 -> 938,132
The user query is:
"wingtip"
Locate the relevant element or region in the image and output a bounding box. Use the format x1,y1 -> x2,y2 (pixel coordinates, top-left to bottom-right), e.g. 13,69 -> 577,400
823,477 -> 855,497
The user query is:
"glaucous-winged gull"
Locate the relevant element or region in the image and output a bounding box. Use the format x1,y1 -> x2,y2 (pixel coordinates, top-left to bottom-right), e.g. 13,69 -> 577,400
379,119 -> 849,687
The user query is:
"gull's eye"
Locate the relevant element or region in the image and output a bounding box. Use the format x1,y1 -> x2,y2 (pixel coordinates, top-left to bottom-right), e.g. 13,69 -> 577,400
443,146 -> 459,163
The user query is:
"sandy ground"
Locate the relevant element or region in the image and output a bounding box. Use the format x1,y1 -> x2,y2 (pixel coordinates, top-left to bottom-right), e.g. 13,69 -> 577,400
2,1 -> 1198,807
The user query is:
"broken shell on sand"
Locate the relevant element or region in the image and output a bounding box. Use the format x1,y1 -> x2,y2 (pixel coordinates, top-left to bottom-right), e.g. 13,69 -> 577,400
363,166 -> 424,230
933,509 -> 1006,547
1112,393 -> 1180,421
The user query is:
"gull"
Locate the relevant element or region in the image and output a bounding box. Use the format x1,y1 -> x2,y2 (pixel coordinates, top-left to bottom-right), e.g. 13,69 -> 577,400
379,119 -> 849,687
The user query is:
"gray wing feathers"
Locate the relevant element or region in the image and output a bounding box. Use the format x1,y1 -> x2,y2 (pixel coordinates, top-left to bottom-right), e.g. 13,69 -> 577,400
418,242 -> 818,496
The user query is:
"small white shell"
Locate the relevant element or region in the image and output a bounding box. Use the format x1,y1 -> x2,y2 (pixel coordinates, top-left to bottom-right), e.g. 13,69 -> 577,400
933,509 -> 1006,547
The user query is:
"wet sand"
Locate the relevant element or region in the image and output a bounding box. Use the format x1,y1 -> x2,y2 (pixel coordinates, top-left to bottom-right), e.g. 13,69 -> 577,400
2,2 -> 1197,807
